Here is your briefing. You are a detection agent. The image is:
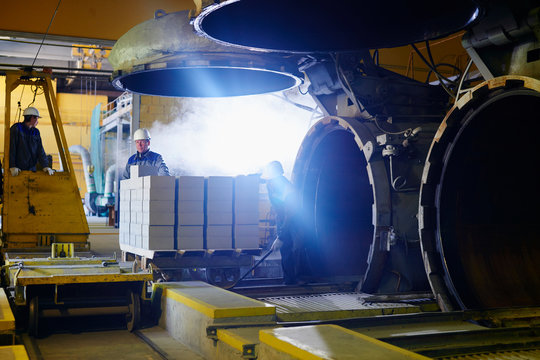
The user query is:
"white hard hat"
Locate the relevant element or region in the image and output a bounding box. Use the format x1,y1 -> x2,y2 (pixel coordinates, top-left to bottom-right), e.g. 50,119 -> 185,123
261,161 -> 284,180
23,107 -> 41,118
133,128 -> 151,141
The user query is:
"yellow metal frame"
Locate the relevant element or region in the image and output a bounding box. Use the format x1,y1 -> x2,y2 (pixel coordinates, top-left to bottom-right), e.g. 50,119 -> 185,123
2,70 -> 89,250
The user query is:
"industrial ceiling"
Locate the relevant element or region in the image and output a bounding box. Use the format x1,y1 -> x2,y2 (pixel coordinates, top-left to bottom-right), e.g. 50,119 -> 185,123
0,0 -> 196,97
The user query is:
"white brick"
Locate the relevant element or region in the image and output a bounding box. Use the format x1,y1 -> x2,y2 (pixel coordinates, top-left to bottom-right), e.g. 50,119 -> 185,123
207,212 -> 232,225
131,164 -> 157,178
234,175 -> 260,199
142,211 -> 175,225
178,225 -> 204,237
144,236 -> 174,250
131,189 -> 143,201
207,200 -> 232,212
178,200 -> 204,213
207,225 -> 232,237
135,235 -> 142,248
131,200 -> 143,212
234,224 -> 259,237
177,237 -> 204,250
206,236 -> 232,250
120,178 -> 134,190
126,177 -> 144,189
235,201 -> 259,213
177,212 -> 204,225
141,225 -> 174,239
177,176 -> 205,201
143,187 -> 174,201
235,236 -> 259,249
120,189 -> 131,200
235,211 -> 259,225
130,223 -> 141,237
140,200 -> 174,213
178,187 -> 204,201
207,176 -> 233,201
177,225 -> 204,250
178,176 -> 205,188
143,175 -> 175,189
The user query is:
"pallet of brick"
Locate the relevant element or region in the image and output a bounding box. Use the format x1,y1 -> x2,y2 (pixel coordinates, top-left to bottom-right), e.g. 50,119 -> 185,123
234,224 -> 259,249
206,225 -> 232,249
207,176 -> 233,226
177,225 -> 204,250
234,174 -> 260,225
141,175 -> 175,250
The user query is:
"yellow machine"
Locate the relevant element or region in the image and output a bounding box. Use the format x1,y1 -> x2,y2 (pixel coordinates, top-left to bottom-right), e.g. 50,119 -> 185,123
0,69 -> 152,336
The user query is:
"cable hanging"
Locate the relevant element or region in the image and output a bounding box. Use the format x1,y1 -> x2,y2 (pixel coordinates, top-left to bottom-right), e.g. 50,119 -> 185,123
31,0 -> 62,68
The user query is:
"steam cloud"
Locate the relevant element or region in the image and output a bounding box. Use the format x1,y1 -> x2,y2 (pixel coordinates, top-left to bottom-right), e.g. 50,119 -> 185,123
148,89 -> 319,178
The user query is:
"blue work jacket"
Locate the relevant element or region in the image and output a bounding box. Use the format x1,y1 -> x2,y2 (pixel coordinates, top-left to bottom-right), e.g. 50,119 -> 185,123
122,150 -> 170,180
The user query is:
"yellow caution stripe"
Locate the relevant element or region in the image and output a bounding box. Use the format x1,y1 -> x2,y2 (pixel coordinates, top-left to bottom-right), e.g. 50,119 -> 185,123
260,325 -> 430,360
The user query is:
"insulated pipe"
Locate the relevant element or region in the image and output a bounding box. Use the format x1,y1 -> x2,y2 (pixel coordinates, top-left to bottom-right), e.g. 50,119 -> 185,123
109,10 -> 302,97
419,76 -> 540,311
104,165 -> 116,198
69,145 -> 96,194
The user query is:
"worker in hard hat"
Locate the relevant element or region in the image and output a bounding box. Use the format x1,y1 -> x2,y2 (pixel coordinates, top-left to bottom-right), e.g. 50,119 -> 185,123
262,160 -> 299,285
9,107 -> 54,176
122,128 -> 170,180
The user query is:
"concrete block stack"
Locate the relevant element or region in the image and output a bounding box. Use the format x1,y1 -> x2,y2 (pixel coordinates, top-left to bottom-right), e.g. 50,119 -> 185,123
120,170 -> 264,253
119,166 -> 175,250
141,176 -> 175,249
177,176 -> 205,249
206,176 -> 233,249
234,175 -> 260,249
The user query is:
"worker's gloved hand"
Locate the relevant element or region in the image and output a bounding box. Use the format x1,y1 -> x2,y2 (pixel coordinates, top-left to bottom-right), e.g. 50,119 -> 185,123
270,238 -> 284,252
9,167 -> 21,177
43,167 -> 55,175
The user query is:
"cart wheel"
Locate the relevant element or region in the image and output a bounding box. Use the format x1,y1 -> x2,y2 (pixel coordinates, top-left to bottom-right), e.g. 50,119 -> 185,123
126,292 -> 141,332
207,267 -> 240,288
189,268 -> 207,281
28,296 -> 39,337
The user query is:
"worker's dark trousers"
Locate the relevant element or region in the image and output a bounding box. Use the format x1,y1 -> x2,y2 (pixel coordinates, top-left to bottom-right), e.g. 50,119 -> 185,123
280,240 -> 296,284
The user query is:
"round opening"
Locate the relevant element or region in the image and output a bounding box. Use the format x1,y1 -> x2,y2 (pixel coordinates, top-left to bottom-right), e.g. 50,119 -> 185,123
197,0 -> 480,52
438,90 -> 540,308
113,67 -> 300,97
296,128 -> 374,279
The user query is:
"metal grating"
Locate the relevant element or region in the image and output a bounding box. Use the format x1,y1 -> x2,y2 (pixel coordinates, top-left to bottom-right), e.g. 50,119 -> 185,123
259,292 -> 416,314
438,349 -> 540,360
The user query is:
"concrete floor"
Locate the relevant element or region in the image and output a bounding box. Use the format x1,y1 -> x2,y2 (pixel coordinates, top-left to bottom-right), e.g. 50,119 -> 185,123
31,327 -> 205,359
86,216 -> 121,257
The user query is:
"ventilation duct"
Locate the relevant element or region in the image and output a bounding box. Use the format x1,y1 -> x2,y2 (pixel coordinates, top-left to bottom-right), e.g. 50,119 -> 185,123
194,0 -> 482,53
109,10 -> 302,97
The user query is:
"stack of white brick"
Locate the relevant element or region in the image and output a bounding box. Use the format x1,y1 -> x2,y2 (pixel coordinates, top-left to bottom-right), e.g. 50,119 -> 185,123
206,176 -> 233,249
120,171 -> 262,252
177,176 -> 205,249
119,166 -> 175,250
234,175 -> 260,249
